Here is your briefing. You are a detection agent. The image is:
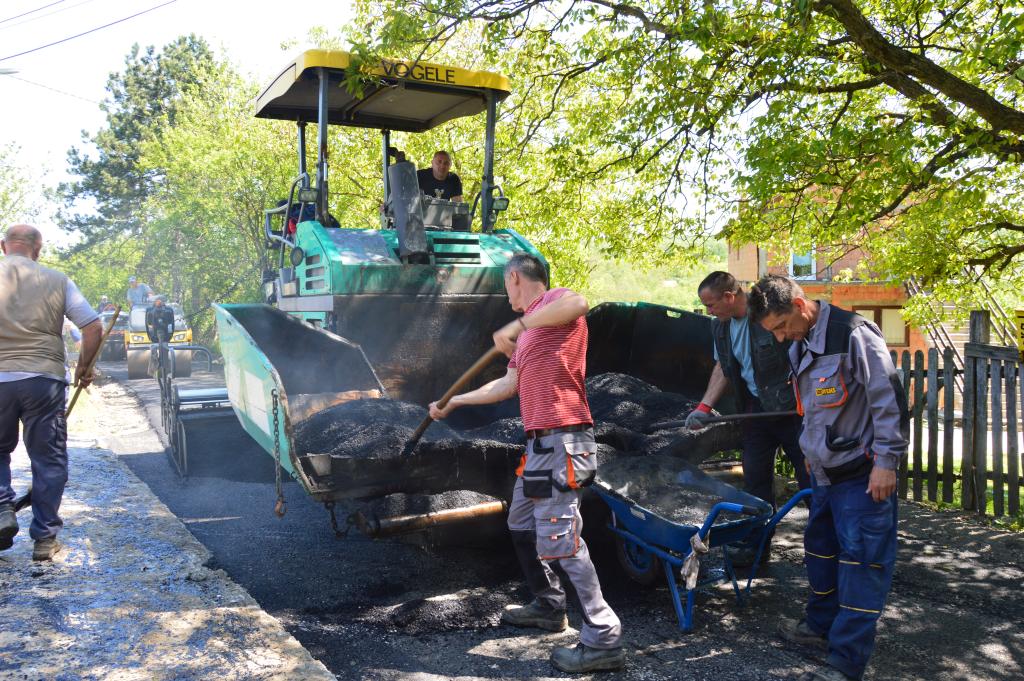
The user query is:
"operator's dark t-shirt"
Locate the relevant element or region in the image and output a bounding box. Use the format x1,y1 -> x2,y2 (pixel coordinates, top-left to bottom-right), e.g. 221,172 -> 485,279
417,169 -> 462,200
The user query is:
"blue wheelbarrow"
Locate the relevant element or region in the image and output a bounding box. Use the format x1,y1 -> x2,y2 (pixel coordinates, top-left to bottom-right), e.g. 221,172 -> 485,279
594,458 -> 812,632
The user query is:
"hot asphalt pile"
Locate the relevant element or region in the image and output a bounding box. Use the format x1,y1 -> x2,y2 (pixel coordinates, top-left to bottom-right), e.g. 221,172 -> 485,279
293,372 -> 725,517
598,455 -> 756,527
295,372 -> 718,464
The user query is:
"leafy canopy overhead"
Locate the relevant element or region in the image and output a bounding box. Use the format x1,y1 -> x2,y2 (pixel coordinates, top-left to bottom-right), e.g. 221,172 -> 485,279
0,143 -> 39,227
351,0 -> 1024,298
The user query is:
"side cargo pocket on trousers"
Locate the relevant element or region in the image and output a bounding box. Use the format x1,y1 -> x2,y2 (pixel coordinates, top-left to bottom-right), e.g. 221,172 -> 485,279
536,509 -> 579,560
561,441 -> 597,490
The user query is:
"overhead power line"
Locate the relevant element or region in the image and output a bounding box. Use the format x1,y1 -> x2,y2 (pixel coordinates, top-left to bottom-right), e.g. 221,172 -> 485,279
0,0 -> 104,33
0,1 -> 67,25
0,0 -> 178,63
1,72 -> 101,104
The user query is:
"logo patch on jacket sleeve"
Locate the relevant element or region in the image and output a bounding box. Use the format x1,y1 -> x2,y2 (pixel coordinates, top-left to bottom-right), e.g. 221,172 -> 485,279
815,386 -> 837,396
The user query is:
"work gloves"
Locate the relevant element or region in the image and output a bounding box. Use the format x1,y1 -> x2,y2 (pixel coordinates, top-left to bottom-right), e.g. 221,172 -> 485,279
684,403 -> 716,429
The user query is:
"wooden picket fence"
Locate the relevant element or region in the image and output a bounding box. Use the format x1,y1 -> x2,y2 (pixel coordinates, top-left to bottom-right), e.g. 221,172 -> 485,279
892,311 -> 1023,518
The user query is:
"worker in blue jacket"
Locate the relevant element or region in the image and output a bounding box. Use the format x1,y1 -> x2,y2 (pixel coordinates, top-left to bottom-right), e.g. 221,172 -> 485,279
749,275 -> 908,681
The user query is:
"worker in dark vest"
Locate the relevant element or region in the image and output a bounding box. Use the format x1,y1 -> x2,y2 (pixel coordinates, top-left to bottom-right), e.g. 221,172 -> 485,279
685,271 -> 810,565
0,224 -> 102,561
749,275 -> 908,681
145,296 -> 175,344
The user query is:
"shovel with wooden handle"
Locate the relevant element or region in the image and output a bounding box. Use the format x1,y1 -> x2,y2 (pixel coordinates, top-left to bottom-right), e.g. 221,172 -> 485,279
401,347 -> 505,457
14,306 -> 123,514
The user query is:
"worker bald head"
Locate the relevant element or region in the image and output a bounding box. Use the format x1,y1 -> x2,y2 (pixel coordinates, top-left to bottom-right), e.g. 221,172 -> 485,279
1,224 -> 43,260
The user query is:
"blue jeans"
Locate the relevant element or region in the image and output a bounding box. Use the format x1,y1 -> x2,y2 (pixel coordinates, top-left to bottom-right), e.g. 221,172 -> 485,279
804,475 -> 898,680
0,377 -> 68,540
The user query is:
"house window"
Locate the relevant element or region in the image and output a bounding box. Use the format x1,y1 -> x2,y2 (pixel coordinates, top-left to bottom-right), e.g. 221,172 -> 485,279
853,306 -> 910,347
790,249 -> 816,280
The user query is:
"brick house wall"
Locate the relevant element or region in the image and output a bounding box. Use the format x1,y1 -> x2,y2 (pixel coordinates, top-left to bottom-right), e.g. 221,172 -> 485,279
729,244 -> 929,357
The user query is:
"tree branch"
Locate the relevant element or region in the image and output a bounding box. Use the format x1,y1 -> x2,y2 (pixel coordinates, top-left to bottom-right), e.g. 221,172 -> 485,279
816,0 -> 1024,135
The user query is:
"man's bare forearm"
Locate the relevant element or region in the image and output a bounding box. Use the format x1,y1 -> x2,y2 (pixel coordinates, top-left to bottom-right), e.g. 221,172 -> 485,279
78,320 -> 102,369
449,373 -> 518,408
699,363 -> 729,407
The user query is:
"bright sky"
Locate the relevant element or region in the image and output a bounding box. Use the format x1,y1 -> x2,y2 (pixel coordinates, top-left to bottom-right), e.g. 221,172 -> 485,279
0,0 -> 354,243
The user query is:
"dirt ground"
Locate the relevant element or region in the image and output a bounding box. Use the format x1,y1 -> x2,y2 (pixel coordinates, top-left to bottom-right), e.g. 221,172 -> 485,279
81,363 -> 1024,680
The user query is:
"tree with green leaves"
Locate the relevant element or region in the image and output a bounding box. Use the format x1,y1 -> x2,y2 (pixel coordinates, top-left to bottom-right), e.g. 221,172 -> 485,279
58,35 -> 215,250
349,0 -> 1024,308
0,142 -> 39,226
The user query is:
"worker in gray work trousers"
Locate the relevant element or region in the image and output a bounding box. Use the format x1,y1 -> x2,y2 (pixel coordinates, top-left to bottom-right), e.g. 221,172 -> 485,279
0,224 -> 102,561
749,275 -> 908,681
686,271 -> 810,565
430,253 -> 623,674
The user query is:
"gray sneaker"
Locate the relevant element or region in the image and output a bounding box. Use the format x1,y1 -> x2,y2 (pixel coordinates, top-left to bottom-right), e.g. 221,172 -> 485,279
0,503 -> 17,550
500,599 -> 568,632
550,643 -> 625,673
778,617 -> 829,651
32,536 -> 63,561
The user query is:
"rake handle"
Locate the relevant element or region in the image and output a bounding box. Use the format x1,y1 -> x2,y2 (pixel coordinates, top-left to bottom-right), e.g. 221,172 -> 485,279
66,305 -> 122,418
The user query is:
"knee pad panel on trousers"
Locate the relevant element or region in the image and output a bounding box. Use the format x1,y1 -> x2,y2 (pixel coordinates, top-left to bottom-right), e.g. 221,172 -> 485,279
805,553 -> 838,596
842,496 -> 896,567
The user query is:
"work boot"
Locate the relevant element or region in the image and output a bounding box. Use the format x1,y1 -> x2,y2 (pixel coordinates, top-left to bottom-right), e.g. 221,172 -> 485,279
32,536 -> 63,562
778,617 -> 829,651
500,599 -> 568,632
0,503 -> 17,550
550,643 -> 625,673
793,665 -> 856,681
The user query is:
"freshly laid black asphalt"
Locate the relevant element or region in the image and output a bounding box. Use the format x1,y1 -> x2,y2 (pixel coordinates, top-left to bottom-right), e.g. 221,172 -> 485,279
95,361 -> 1023,681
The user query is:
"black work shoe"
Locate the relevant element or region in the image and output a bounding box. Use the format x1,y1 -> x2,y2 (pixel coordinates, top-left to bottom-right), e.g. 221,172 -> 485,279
550,643 -> 625,673
778,617 -> 829,651
794,665 -> 856,681
500,599 -> 568,632
32,536 -> 63,561
0,503 -> 17,550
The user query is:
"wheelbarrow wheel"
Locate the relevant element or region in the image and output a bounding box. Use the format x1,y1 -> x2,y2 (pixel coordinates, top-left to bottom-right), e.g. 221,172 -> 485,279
615,535 -> 662,586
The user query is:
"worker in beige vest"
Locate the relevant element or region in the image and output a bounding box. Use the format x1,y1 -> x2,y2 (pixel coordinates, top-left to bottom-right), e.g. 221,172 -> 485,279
0,224 -> 102,561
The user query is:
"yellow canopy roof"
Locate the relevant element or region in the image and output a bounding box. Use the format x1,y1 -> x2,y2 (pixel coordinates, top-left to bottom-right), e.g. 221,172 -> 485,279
255,49 -> 511,132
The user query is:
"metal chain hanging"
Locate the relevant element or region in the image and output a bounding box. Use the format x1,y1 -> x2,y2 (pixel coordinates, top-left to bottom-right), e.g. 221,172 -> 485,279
324,501 -> 349,538
271,388 -> 287,517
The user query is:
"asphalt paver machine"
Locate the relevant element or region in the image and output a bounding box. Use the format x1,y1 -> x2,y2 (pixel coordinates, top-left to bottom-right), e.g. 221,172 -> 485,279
214,50 -> 540,494
212,50 -> 735,530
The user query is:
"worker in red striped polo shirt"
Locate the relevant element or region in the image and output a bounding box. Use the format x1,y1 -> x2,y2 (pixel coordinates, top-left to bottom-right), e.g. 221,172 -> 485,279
430,253 -> 624,674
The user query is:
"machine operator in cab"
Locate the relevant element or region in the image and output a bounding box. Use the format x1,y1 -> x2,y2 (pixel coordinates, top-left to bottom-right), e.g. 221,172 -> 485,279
686,271 -> 810,565
429,253 -> 624,674
417,150 -> 463,202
